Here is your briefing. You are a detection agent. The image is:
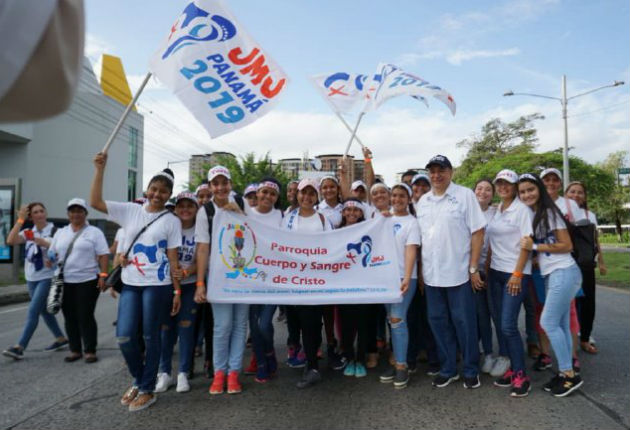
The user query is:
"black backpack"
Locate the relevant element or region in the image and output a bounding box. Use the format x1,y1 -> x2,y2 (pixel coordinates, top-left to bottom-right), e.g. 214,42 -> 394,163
204,195 -> 245,243
567,219 -> 598,269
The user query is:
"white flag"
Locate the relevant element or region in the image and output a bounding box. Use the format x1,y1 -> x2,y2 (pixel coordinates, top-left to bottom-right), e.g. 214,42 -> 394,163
149,0 -> 289,138
310,72 -> 372,113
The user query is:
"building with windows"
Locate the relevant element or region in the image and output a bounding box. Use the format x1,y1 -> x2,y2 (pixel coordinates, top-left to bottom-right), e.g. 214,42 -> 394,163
189,151 -> 236,184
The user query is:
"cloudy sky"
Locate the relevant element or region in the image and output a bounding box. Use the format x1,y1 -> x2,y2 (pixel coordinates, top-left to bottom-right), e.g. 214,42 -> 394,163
84,0 -> 629,189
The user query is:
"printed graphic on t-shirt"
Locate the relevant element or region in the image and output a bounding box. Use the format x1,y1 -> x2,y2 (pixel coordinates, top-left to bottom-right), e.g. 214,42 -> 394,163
179,234 -> 195,265
130,240 -> 170,281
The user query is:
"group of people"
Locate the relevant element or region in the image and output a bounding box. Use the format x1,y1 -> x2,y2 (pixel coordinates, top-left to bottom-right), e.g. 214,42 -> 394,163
2,147 -> 605,412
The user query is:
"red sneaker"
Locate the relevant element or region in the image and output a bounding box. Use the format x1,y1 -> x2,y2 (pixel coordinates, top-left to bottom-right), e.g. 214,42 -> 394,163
227,371 -> 242,394
244,355 -> 257,375
209,370 -> 225,395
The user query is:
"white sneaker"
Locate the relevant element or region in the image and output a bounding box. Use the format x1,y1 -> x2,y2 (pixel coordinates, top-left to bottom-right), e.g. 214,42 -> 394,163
155,372 -> 172,393
490,356 -> 511,377
176,372 -> 190,393
481,354 -> 496,374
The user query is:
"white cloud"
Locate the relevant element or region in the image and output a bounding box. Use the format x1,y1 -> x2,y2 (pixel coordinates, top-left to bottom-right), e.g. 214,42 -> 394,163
84,33 -> 115,60
446,48 -> 521,66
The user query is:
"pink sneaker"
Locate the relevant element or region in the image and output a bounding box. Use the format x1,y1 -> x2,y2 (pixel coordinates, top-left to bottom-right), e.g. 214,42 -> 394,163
510,371 -> 531,397
494,368 -> 514,387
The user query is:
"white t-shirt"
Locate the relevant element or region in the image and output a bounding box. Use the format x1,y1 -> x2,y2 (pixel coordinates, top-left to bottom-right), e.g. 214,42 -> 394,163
179,226 -> 197,285
114,227 -> 125,254
555,196 -> 586,223
245,205 -> 283,228
534,209 -> 576,276
487,199 -> 533,275
478,205 -> 497,269
49,224 -> 109,283
281,209 -> 332,233
194,197 -> 240,245
107,201 -> 181,286
316,200 -> 342,228
20,222 -> 56,281
417,182 -> 487,287
390,214 -> 421,278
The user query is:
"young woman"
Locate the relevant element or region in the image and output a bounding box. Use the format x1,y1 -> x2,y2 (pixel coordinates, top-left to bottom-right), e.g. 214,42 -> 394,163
195,183 -> 212,206
281,178 -> 332,388
155,192 -> 199,394
379,183 -> 419,390
48,198 -> 109,364
194,166 -> 248,395
565,181 -> 607,354
518,173 -> 584,397
284,180 -> 299,215
337,198 -> 369,378
473,179 -> 497,375
91,153 -> 182,412
316,176 -> 342,228
243,183 -> 258,208
242,179 -> 283,383
3,202 -> 68,360
486,170 -> 533,397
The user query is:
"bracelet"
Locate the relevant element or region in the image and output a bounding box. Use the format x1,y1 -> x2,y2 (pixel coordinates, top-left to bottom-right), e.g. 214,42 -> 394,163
98,272 -> 108,278
173,289 -> 181,296
182,269 -> 189,278
364,158 -> 372,163
532,243 -> 538,251
196,280 -> 205,288
512,271 -> 523,279
16,218 -> 25,225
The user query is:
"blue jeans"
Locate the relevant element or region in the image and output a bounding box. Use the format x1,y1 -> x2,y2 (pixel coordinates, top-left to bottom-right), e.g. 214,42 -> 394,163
116,284 -> 172,393
18,279 -> 64,349
541,265 -> 582,372
474,272 -> 493,355
488,270 -> 508,357
384,278 -> 417,365
212,303 -> 249,373
426,281 -> 479,378
490,270 -> 530,374
249,304 -> 276,371
159,283 -> 197,374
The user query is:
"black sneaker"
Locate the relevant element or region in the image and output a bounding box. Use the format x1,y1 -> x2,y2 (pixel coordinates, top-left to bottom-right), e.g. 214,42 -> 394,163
407,362 -> 418,374
426,363 -> 441,376
551,374 -> 583,397
2,346 -> 24,360
494,369 -> 514,388
328,352 -> 347,371
533,353 -> 552,371
432,374 -> 459,388
393,368 -> 409,389
510,371 -> 531,398
543,374 -> 562,392
463,375 -> 481,389
44,339 -> 68,352
380,367 -> 396,383
296,369 -> 322,389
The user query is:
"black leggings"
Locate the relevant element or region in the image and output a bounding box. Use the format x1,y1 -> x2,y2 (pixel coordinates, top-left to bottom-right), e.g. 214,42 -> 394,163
295,305 -> 323,370
576,265 -> 596,342
191,303 -> 213,371
61,278 -> 100,354
339,304 -> 369,363
286,305 -> 302,347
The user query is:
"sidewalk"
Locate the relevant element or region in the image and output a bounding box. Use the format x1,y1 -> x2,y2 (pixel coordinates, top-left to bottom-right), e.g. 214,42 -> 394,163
0,284 -> 29,306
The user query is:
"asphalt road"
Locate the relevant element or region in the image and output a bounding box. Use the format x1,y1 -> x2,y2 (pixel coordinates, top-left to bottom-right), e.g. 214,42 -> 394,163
1,286 -> 628,430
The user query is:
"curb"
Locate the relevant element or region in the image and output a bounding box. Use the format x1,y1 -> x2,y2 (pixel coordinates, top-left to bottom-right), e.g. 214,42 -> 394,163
0,285 -> 30,307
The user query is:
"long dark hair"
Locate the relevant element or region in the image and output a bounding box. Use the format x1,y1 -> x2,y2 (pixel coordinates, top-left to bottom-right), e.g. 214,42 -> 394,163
339,198 -> 366,228
518,173 -> 566,240
474,178 -> 495,195
391,184 -> 416,217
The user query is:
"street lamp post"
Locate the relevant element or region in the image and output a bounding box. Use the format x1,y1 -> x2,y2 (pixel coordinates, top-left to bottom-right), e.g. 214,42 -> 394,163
504,75 -> 624,185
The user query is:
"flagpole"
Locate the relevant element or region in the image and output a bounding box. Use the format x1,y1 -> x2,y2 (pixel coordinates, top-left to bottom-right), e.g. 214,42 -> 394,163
334,111 -> 365,149
101,72 -> 152,154
343,112 -> 365,159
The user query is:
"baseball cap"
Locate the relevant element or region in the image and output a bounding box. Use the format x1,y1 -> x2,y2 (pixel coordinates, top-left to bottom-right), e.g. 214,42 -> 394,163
207,165 -> 231,182
176,191 -> 198,206
540,167 -> 562,181
244,184 -> 258,196
297,178 -> 320,199
67,197 -> 87,211
351,180 -> 368,191
493,169 -> 518,184
411,173 -> 430,185
425,154 -> 452,169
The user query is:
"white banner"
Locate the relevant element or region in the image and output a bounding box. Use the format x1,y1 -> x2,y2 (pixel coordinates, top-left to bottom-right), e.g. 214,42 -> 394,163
149,0 -> 289,138
207,211 -> 401,305
310,72 -> 372,113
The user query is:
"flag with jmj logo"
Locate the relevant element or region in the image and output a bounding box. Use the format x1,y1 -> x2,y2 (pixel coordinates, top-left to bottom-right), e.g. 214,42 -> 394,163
149,0 -> 289,138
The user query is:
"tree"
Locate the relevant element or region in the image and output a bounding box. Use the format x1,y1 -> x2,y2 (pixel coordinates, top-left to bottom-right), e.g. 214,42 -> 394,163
595,151 -> 630,241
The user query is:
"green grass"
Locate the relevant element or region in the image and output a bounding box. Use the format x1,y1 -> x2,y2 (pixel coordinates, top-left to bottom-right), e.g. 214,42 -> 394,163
597,251 -> 630,289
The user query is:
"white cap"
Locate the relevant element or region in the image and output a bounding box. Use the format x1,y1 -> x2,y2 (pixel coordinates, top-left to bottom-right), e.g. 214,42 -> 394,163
176,191 -> 198,206
297,178 -> 320,199
351,180 -> 367,191
540,167 -> 562,181
67,197 -> 87,211
208,165 -> 231,182
244,184 -> 258,196
493,169 -> 518,184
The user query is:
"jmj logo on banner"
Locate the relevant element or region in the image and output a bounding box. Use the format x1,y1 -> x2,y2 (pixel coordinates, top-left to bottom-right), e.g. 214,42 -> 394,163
149,0 -> 289,138
216,222 -> 265,280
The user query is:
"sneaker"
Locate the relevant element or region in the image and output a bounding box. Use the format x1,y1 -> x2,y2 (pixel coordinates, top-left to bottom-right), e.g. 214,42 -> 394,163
176,372 -> 190,393
154,372 -> 172,393
463,375 -> 481,389
407,362 -> 418,374
494,369 -> 514,388
287,349 -> 306,368
255,365 -> 270,383
2,346 -> 24,360
44,339 -> 68,352
244,355 -> 257,375
543,374 -> 563,392
490,356 -> 511,377
481,354 -> 496,374
343,361 -> 356,377
266,352 -> 278,376
128,392 -> 156,412
510,371 -> 531,397
426,363 -> 441,376
551,373 -> 583,397
354,362 -> 367,378
120,386 -> 139,406
573,357 -> 581,374
209,370 -> 226,395
329,354 -> 347,371
379,367 -> 396,383
432,374 -> 460,388
296,369 -> 321,389
287,345 -> 296,361
393,367 -> 409,389
533,353 -> 552,371
227,371 -> 242,394
366,353 -> 379,369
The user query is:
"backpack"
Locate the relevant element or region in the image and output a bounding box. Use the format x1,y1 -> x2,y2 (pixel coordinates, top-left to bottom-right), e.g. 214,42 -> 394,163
204,195 -> 245,244
563,200 -> 597,268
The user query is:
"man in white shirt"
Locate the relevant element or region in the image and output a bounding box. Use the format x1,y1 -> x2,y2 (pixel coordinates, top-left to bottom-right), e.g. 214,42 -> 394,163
416,155 -> 486,389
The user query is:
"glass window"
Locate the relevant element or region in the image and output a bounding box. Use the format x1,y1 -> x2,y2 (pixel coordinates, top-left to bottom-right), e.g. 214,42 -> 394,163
128,127 -> 138,168
127,170 -> 137,201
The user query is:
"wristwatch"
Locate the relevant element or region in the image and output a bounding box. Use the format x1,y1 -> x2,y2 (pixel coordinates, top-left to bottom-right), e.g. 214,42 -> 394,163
469,266 -> 478,275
